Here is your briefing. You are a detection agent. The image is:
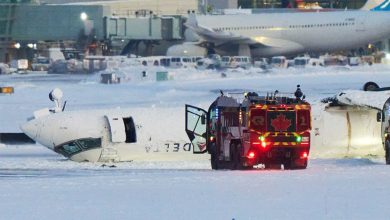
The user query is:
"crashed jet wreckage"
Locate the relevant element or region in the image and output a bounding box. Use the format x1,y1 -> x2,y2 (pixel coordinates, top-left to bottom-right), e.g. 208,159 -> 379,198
20,88 -> 203,163
311,82 -> 390,162
20,83 -> 390,163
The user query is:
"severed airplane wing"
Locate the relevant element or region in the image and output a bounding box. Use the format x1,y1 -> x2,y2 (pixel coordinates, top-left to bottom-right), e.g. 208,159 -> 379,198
324,90 -> 390,110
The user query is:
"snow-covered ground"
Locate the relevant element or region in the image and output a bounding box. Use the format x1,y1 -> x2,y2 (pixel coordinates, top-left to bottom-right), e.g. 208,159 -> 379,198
1,65 -> 390,219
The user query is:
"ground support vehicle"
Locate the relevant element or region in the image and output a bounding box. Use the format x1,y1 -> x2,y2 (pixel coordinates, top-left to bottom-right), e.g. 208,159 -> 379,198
185,88 -> 312,170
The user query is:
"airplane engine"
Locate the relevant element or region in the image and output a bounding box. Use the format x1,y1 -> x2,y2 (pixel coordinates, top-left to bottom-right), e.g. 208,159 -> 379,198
166,43 -> 207,57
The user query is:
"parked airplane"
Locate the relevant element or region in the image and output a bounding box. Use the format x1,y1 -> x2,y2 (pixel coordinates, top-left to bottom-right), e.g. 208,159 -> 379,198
168,0 -> 390,57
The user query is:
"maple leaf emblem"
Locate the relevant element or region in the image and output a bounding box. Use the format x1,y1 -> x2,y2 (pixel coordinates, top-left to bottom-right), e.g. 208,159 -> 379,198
197,142 -> 207,152
271,114 -> 292,131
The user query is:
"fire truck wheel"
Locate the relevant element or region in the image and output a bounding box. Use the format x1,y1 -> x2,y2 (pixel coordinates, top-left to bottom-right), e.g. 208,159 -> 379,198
385,141 -> 390,165
283,159 -> 293,170
211,153 -> 218,169
231,143 -> 243,170
210,143 -> 220,170
288,158 -> 308,169
294,158 -> 308,169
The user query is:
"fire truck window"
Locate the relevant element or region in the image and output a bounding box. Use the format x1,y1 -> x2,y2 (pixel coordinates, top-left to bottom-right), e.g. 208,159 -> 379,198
186,106 -> 207,153
187,108 -> 206,137
209,108 -> 217,130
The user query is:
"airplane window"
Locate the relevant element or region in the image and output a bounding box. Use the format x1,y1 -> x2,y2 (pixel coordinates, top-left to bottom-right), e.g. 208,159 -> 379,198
62,142 -> 80,155
77,138 -> 102,150
55,138 -> 102,157
55,141 -> 81,157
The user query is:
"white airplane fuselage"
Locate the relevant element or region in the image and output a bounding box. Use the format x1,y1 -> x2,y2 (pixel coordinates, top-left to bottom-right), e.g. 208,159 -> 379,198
21,109 -> 207,162
194,11 -> 390,57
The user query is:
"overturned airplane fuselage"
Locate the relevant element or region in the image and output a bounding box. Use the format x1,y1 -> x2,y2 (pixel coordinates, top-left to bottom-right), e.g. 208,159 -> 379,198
21,88 -> 390,163
21,108 -> 203,163
311,90 -> 390,158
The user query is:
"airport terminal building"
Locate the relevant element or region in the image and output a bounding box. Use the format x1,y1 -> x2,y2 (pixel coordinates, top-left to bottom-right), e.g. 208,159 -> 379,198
0,0 -> 385,63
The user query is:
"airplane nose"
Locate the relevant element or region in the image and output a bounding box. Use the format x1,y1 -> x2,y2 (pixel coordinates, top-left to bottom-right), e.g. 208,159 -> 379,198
20,120 -> 39,139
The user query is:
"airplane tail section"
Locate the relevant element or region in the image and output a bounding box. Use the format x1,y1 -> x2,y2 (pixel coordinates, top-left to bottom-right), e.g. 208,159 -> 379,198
371,0 -> 390,11
185,12 -> 198,29
361,0 -> 390,11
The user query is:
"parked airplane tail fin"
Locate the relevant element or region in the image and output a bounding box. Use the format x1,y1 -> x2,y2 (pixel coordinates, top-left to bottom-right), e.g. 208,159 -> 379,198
185,12 -> 198,29
362,0 -> 390,11
372,0 -> 390,11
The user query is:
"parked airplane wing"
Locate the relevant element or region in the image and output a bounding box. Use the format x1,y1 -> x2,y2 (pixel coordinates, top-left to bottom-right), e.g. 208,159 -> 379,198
185,13 -> 303,50
185,13 -> 251,46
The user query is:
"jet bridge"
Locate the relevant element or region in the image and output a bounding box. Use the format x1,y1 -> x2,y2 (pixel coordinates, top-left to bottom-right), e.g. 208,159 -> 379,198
105,16 -> 183,41
1,4 -> 185,61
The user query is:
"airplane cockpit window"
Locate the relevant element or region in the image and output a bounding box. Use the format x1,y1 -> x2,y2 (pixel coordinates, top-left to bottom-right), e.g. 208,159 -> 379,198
55,138 -> 102,157
58,142 -> 81,156
77,138 -> 102,150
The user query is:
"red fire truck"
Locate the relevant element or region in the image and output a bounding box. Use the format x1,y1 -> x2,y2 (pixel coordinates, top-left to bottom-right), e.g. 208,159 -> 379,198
185,87 -> 311,170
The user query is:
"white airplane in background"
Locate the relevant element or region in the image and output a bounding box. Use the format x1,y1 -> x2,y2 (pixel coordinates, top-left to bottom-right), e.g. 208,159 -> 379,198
168,0 -> 390,57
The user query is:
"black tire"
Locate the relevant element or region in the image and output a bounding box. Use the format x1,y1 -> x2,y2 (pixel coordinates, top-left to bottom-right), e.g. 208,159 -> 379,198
385,141 -> 390,165
293,158 -> 308,169
210,143 -> 219,170
263,163 -> 271,169
211,152 -> 219,170
288,157 -> 308,170
363,81 -> 379,91
283,159 -> 293,170
231,143 -> 243,170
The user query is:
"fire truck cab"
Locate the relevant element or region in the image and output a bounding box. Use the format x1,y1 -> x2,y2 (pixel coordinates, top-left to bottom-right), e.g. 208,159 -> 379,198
185,88 -> 311,170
